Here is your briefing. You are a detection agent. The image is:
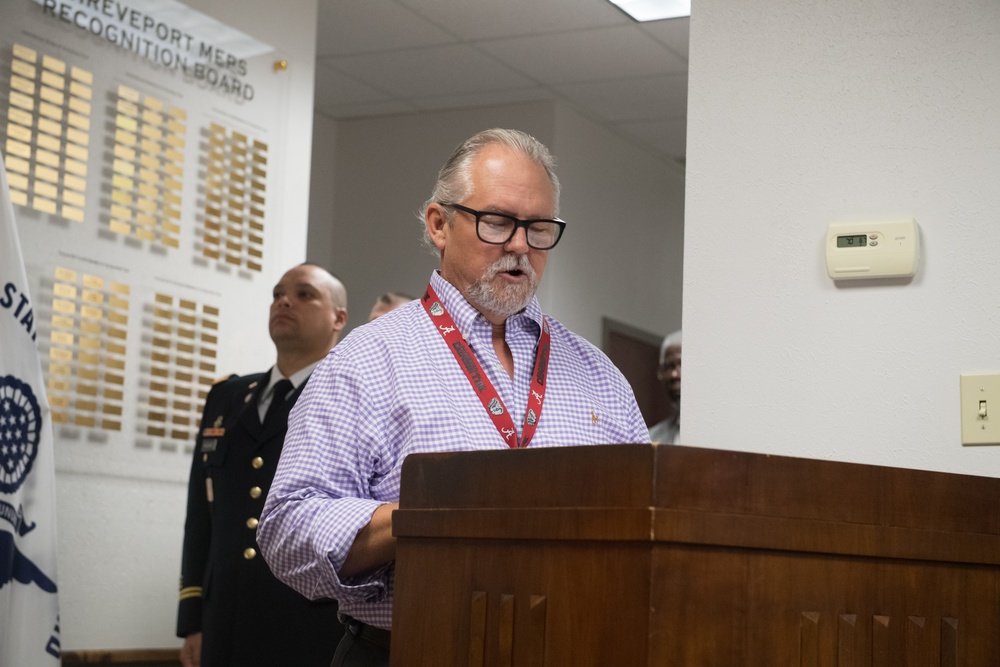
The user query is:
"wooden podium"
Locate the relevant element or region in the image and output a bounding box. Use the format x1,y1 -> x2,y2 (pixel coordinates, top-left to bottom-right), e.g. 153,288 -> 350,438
390,444 -> 1000,666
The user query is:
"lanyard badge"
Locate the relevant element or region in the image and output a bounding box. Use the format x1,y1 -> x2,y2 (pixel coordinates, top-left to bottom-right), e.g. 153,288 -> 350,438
422,283 -> 550,449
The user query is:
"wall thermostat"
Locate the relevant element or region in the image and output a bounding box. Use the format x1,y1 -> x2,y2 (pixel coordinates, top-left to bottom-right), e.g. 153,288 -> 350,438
825,219 -> 920,280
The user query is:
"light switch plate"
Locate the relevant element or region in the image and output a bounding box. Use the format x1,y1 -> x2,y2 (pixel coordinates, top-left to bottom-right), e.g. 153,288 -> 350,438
959,374 -> 1000,445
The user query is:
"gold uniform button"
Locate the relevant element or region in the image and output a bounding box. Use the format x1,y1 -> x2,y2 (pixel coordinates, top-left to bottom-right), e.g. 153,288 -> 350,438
249,486 -> 262,499
252,456 -> 264,469
246,517 -> 259,529
243,547 -> 256,560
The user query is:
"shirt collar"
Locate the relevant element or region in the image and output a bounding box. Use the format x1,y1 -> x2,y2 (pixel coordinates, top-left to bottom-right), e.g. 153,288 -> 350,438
263,360 -> 320,400
429,271 -> 544,338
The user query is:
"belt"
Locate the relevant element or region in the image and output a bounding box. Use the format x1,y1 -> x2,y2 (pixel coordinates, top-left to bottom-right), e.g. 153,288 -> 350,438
344,616 -> 392,651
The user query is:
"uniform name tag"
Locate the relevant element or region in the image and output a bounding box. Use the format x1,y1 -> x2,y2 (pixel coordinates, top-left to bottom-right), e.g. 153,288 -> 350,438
200,438 -> 218,452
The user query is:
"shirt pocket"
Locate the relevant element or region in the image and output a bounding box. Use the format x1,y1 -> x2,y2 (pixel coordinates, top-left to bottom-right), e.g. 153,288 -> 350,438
571,391 -> 636,444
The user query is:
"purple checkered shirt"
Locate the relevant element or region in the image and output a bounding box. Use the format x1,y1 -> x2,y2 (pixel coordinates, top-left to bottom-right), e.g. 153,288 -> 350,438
257,272 -> 649,629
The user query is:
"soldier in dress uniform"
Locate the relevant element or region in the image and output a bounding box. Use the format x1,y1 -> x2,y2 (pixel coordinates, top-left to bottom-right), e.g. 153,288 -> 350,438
176,263 -> 348,667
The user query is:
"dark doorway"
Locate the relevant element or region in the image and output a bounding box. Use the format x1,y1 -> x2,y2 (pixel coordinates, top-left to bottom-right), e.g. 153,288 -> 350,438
602,318 -> 669,428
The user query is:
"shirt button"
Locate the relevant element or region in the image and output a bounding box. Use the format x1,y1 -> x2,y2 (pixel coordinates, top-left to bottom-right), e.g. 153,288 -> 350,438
252,456 -> 264,469
249,486 -> 262,499
246,517 -> 259,529
243,547 -> 256,560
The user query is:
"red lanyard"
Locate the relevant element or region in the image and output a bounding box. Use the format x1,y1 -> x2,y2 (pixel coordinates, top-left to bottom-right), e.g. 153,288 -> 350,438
422,282 -> 550,449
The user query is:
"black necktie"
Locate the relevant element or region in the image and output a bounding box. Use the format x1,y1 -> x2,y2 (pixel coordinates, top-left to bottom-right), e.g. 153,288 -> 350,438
263,379 -> 293,425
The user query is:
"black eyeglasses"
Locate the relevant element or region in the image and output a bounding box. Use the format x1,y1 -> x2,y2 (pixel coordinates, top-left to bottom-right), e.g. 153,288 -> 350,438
439,202 -> 566,250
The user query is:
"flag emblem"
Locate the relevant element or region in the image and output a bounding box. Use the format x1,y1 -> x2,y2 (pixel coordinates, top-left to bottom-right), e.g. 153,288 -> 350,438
0,375 -> 42,493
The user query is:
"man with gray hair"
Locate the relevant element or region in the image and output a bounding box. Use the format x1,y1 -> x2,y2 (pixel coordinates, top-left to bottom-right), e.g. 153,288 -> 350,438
257,129 -> 649,666
649,329 -> 682,444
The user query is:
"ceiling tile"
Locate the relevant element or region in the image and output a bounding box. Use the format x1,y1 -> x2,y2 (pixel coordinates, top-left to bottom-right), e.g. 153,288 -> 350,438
397,0 -> 630,39
317,99 -> 421,120
409,86 -> 554,112
477,25 -> 687,85
641,16 -> 690,61
326,45 -> 535,99
617,117 -> 688,160
315,0 -> 456,57
556,74 -> 688,122
313,0 -> 690,162
314,61 -> 392,108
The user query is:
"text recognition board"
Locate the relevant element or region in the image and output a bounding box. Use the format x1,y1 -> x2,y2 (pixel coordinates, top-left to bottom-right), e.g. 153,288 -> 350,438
2,0 -> 296,481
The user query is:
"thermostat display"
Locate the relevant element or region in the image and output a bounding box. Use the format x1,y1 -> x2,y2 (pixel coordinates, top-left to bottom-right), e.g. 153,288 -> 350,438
837,234 -> 869,248
825,219 -> 919,280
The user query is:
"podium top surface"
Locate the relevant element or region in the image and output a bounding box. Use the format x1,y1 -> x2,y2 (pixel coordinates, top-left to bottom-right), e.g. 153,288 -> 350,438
395,444 -> 1000,565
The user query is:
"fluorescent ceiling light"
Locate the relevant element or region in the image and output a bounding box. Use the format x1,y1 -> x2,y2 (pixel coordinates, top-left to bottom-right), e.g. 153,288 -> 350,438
607,0 -> 691,22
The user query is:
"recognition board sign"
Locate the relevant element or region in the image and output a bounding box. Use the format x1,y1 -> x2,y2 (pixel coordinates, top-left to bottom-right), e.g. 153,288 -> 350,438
1,0 -> 293,480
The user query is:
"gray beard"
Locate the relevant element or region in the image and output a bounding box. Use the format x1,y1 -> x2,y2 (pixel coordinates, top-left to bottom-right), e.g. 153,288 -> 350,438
466,254 -> 538,320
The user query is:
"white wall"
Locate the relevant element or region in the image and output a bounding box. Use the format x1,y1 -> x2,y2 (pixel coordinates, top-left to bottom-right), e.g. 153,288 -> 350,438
317,102 -> 684,344
51,0 -> 320,651
307,113 -> 338,270
548,104 -> 684,343
57,474 -> 184,648
683,0 -> 1000,476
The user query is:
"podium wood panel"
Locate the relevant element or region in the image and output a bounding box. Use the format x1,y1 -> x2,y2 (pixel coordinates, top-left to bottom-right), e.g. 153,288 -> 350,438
391,445 -> 1000,665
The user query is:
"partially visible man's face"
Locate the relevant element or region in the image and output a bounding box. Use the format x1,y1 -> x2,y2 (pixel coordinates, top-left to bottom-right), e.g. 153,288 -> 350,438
368,301 -> 395,322
428,144 -> 554,324
659,344 -> 682,404
368,297 -> 409,322
269,265 -> 345,353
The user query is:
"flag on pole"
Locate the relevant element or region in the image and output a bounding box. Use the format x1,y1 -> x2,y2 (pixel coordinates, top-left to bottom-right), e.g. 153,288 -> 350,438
0,152 -> 61,664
